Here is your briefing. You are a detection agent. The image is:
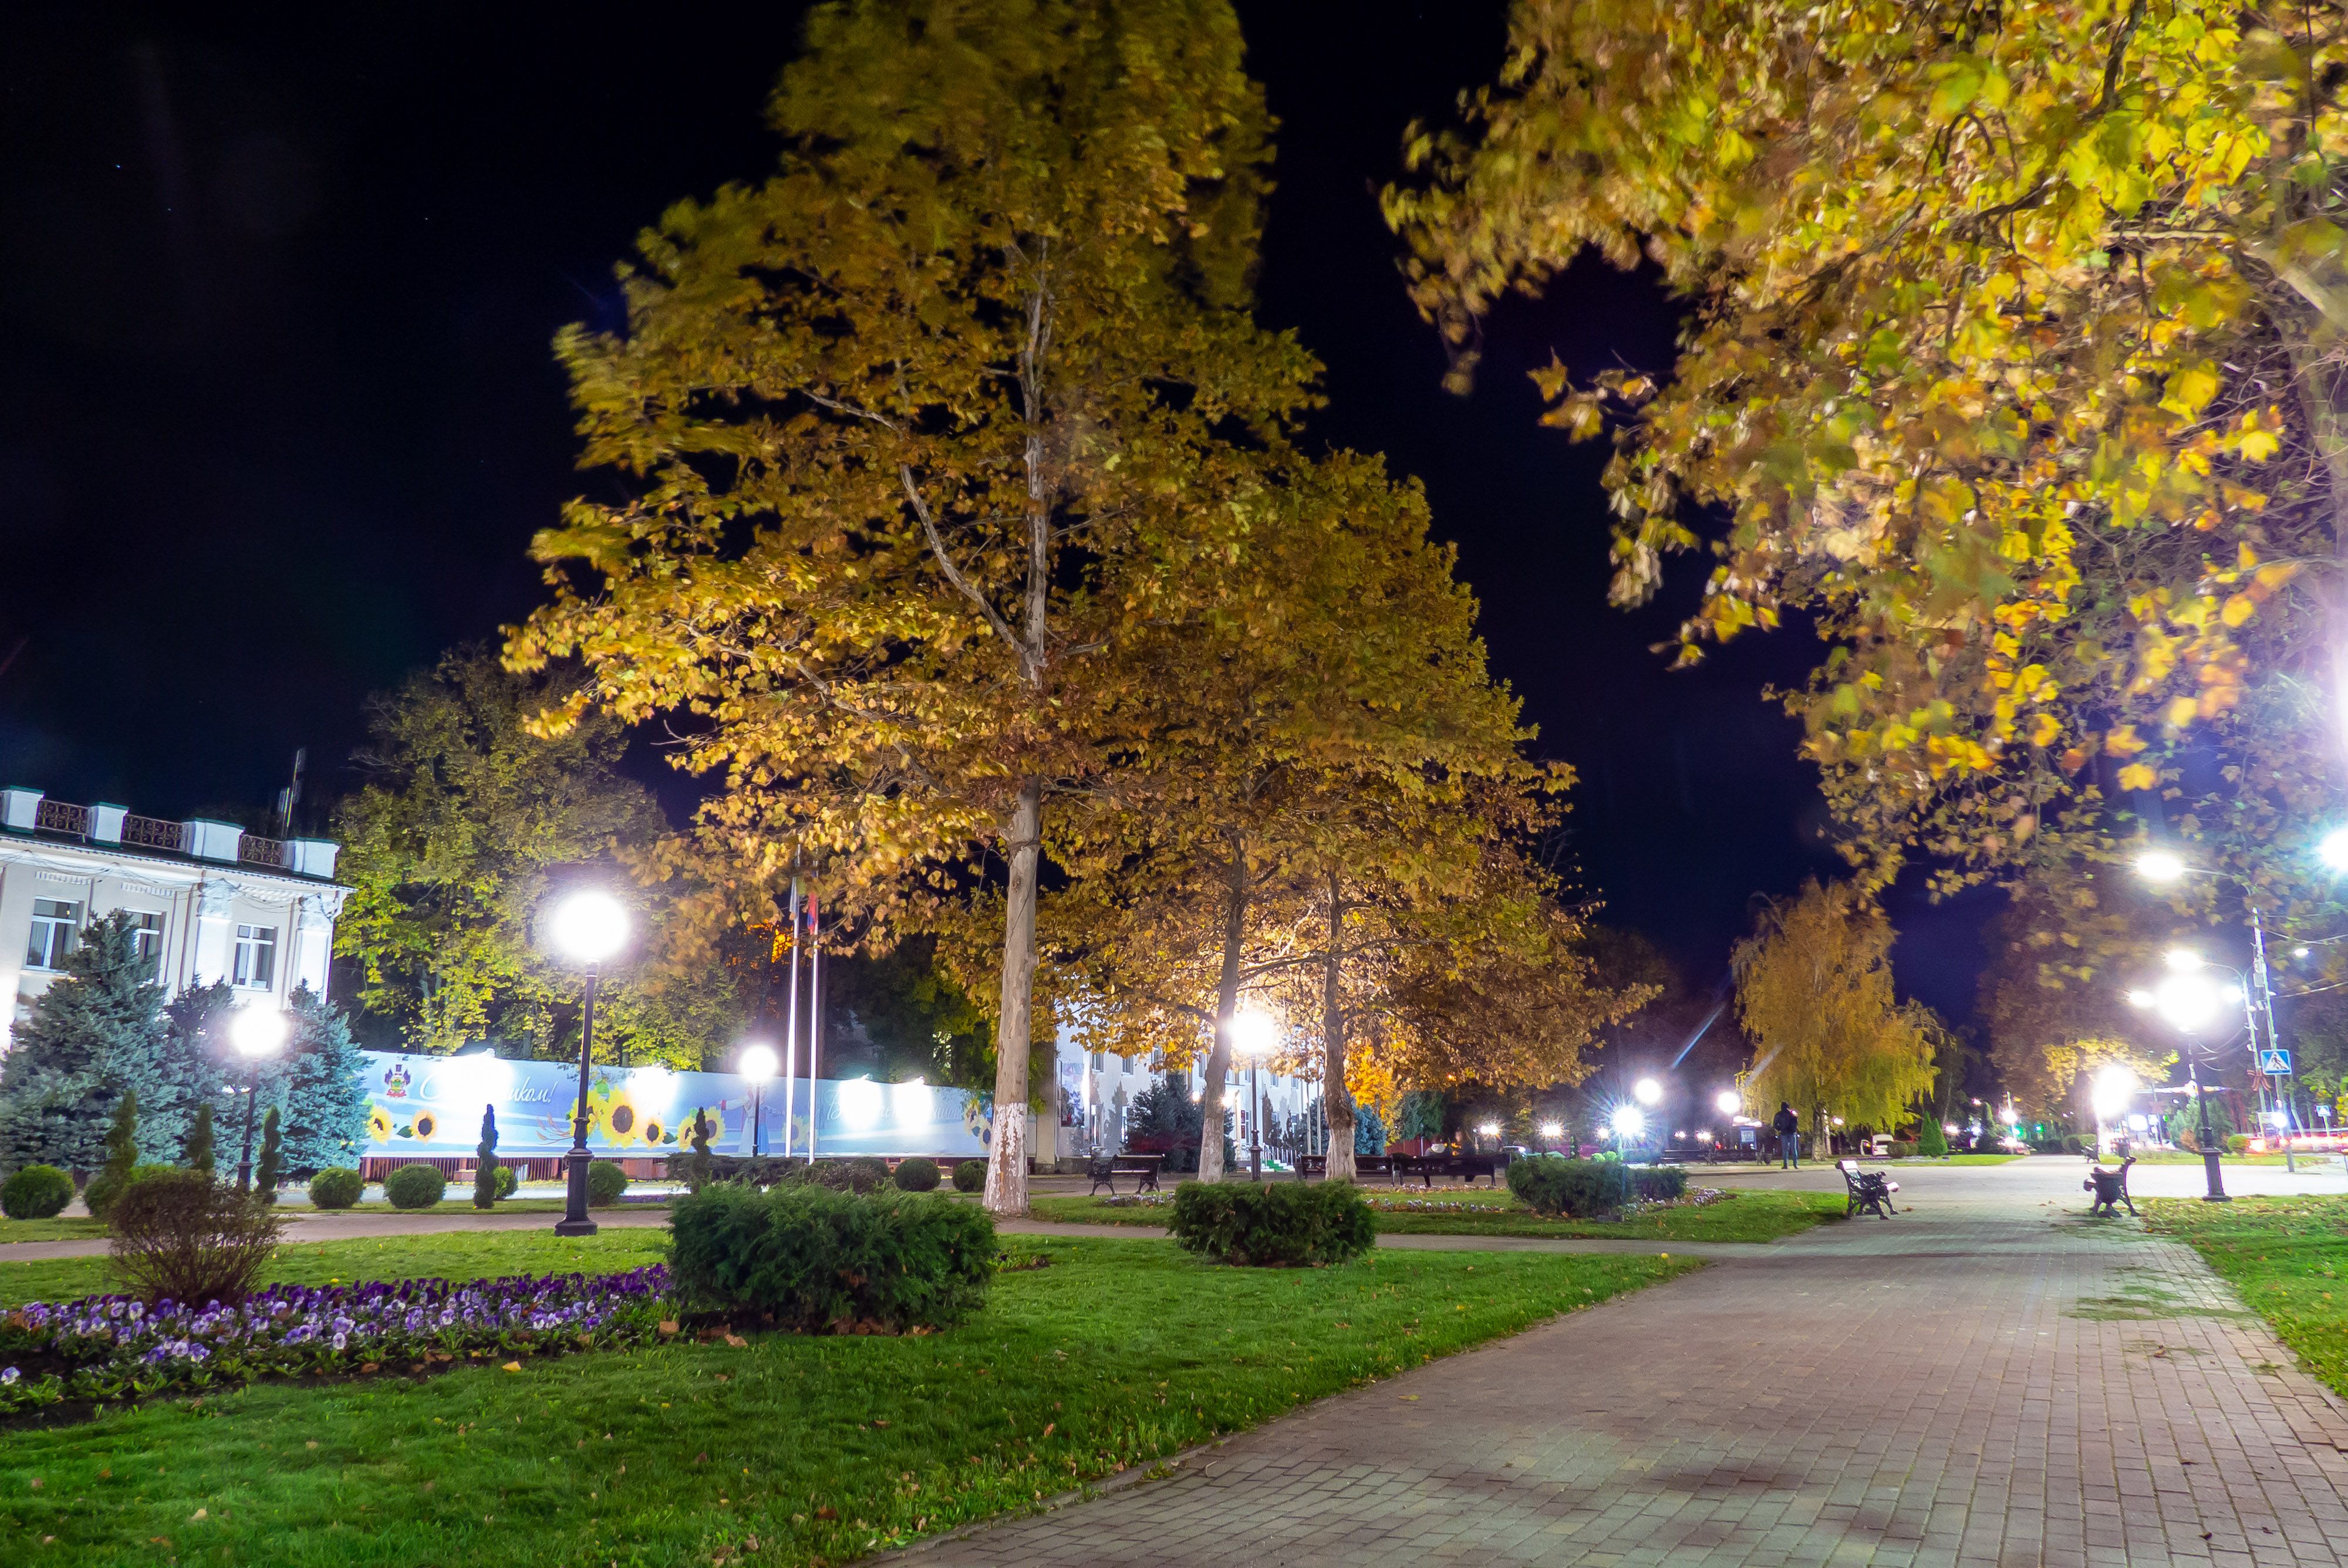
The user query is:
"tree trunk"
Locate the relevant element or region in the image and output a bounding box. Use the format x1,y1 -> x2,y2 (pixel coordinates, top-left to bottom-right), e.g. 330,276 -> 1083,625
1196,847 -> 1249,1184
984,775 -> 1044,1216
1320,868 -> 1358,1182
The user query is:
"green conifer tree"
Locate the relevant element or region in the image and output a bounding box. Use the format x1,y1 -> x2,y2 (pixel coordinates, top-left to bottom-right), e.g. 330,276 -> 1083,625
1917,1118 -> 1949,1158
157,980 -> 238,1162
278,986 -> 370,1175
254,1107 -> 284,1202
100,1087 -> 139,1184
183,1102 -> 217,1178
0,913 -> 170,1172
687,1107 -> 714,1189
472,1106 -> 500,1209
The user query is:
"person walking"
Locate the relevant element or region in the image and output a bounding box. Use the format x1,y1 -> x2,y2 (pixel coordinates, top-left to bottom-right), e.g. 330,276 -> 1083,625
1773,1101 -> 1802,1170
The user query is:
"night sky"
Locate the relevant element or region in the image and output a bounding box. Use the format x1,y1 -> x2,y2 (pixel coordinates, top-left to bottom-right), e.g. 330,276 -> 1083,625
0,3 -> 1986,1019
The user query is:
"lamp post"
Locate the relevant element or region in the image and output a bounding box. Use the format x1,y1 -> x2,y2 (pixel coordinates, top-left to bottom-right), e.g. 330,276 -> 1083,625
2127,957 -> 2238,1202
1229,1010 -> 1276,1180
740,1043 -> 779,1157
2139,850 -> 2297,1172
549,890 -> 630,1236
227,1007 -> 288,1194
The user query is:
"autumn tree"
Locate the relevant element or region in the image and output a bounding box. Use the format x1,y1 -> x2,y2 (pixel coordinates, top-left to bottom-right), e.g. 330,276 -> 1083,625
509,0 -> 1317,1215
1734,881 -> 1938,1145
1389,0 -> 2348,932
334,646 -> 744,1065
1978,881 -> 2181,1118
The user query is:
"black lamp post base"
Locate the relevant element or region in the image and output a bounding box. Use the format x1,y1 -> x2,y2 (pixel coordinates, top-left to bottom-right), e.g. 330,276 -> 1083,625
554,1217 -> 600,1236
2201,1151 -> 2231,1202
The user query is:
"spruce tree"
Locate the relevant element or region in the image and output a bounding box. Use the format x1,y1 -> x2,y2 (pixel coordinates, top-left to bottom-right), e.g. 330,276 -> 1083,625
183,1102 -> 217,1178
687,1107 -> 713,1189
254,1107 -> 284,1202
100,1087 -> 139,1185
472,1106 -> 500,1209
0,913 -> 169,1172
157,980 -> 238,1162
1917,1118 -> 1949,1158
278,986 -> 370,1175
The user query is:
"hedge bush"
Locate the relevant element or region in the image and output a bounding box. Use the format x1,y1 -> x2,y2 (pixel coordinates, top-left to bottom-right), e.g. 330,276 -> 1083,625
1168,1181 -> 1375,1266
383,1164 -> 448,1210
892,1157 -> 940,1192
952,1160 -> 986,1193
109,1168 -> 283,1306
668,1182 -> 997,1333
1,1164 -> 75,1220
307,1168 -> 364,1209
494,1165 -> 519,1199
86,1163 -> 174,1225
1628,1165 -> 1688,1203
587,1160 -> 630,1206
1504,1155 -> 1630,1218
2226,1134 -> 2252,1155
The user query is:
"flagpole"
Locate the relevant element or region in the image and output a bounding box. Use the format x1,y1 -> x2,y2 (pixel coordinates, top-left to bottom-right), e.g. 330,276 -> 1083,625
808,891 -> 824,1162
782,880 -> 801,1162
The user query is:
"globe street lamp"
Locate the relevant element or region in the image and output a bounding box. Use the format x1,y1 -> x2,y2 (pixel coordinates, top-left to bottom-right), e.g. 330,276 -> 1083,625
1227,1010 -> 1277,1180
2127,959 -> 2241,1202
740,1043 -> 779,1157
549,890 -> 630,1235
227,1007 -> 289,1194
2090,1066 -> 2138,1161
1610,1104 -> 1645,1155
1714,1089 -> 1741,1117
1537,1120 -> 1564,1153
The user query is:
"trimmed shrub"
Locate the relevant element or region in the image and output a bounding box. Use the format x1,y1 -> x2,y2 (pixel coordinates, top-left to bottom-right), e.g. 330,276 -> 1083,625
1888,1140 -> 1918,1159
1628,1165 -> 1688,1203
383,1164 -> 448,1210
893,1157 -> 941,1192
86,1163 -> 175,1225
1,1164 -> 75,1220
953,1159 -> 986,1193
669,1182 -> 997,1333
1505,1155 -> 1630,1218
307,1167 -> 364,1209
1168,1181 -> 1374,1266
2226,1134 -> 2252,1155
1915,1120 -> 1949,1157
586,1160 -> 629,1206
787,1157 -> 889,1194
109,1168 -> 283,1306
494,1165 -> 519,1199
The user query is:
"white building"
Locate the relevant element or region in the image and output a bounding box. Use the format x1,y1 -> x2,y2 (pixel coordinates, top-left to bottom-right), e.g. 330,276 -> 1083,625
0,785 -> 349,1051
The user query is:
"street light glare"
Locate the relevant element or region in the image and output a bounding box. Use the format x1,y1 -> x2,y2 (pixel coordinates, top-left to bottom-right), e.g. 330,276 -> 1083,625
1632,1077 -> 1663,1106
549,891 -> 630,964
1477,1121 -> 1501,1138
227,1007 -> 289,1060
1226,1009 -> 1278,1057
2126,989 -> 2156,1009
739,1043 -> 779,1082
2090,1065 -> 2138,1120
2151,971 -> 2226,1033
1714,1089 -> 1741,1116
1610,1105 -> 1645,1139
2163,948 -> 2204,972
2322,826 -> 2348,873
1537,1120 -> 1563,1138
2137,850 -> 2187,883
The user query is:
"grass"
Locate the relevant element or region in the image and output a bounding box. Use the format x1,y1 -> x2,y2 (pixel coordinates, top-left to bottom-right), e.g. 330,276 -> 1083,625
0,1231 -> 672,1308
0,1236 -> 1688,1567
1030,1187 -> 1846,1243
0,1218 -> 109,1245
2123,1151 -> 2332,1167
2141,1195 -> 2348,1400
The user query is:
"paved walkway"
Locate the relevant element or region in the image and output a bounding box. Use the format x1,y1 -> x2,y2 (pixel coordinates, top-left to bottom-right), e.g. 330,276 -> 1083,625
892,1161 -> 2348,1568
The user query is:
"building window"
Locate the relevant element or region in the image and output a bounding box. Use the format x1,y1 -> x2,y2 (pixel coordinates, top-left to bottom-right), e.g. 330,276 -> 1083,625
123,912 -> 163,978
232,924 -> 277,990
24,899 -> 81,971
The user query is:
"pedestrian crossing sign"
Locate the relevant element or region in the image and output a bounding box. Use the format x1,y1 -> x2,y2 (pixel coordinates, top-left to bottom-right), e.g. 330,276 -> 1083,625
2258,1048 -> 2292,1075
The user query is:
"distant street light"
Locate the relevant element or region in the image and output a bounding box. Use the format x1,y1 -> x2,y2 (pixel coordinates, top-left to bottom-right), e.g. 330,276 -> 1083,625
1537,1120 -> 1563,1153
2137,849 -> 2190,883
1610,1105 -> 1645,1153
2322,826 -> 2348,873
227,1007 -> 289,1194
2090,1066 -> 2138,1160
740,1043 -> 779,1157
1714,1089 -> 1741,1117
1227,1010 -> 1277,1180
549,890 -> 630,1236
1633,1077 -> 1663,1106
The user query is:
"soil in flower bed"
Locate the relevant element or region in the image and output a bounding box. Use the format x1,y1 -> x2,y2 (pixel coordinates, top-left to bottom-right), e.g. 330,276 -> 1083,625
1032,1187 -> 1845,1242
0,1238 -> 1691,1568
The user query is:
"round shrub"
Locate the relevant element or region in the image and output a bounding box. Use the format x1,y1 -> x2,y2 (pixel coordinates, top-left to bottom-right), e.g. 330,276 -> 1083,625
383,1164 -> 448,1210
1505,1154 -> 1630,1218
1,1164 -> 74,1220
86,1163 -> 174,1225
586,1160 -> 629,1206
1168,1181 -> 1374,1266
2226,1134 -> 2252,1155
494,1164 -> 519,1199
670,1182 -> 998,1332
893,1157 -> 941,1192
307,1167 -> 364,1209
1627,1165 -> 1688,1204
109,1168 -> 283,1306
953,1160 -> 987,1193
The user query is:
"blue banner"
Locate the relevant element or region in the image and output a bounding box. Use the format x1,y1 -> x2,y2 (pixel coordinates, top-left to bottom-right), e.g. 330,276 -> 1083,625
359,1051 -> 990,1160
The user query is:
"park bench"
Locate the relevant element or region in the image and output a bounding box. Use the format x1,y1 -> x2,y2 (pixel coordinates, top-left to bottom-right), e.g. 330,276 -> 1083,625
1294,1153 -> 1397,1182
1392,1151 -> 1506,1189
1087,1153 -> 1165,1197
1837,1158 -> 1900,1219
2083,1155 -> 2137,1216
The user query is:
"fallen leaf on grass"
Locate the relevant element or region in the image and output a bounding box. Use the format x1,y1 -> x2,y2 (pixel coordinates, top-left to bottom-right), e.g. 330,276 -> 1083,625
189,1510 -> 206,1522
502,1361 -> 523,1373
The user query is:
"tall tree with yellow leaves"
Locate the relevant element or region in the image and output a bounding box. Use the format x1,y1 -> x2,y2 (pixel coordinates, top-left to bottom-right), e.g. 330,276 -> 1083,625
509,0 -> 1320,1214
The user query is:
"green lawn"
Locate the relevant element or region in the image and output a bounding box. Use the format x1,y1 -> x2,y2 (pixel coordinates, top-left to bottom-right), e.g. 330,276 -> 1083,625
2141,1195 -> 2348,1400
2123,1151 -> 2333,1168
1031,1187 -> 1846,1243
0,1236 -> 1688,1567
0,1218 -> 109,1245
0,1230 -> 673,1307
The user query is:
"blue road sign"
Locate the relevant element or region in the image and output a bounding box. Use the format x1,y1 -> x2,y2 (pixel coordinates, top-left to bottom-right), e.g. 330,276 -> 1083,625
2258,1048 -> 2293,1075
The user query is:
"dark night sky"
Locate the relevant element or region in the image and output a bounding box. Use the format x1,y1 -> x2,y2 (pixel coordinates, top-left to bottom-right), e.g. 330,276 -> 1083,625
0,2 -> 1987,1019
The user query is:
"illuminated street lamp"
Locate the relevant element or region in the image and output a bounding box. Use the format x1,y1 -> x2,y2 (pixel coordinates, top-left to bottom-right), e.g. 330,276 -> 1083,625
740,1043 -> 779,1157
2127,967 -> 2236,1203
1610,1104 -> 1645,1154
548,890 -> 630,1236
1714,1089 -> 1741,1117
227,1007 -> 289,1194
1227,1010 -> 1277,1180
2090,1066 -> 2139,1160
1633,1077 -> 1663,1106
2320,826 -> 2348,873
1537,1120 -> 1564,1153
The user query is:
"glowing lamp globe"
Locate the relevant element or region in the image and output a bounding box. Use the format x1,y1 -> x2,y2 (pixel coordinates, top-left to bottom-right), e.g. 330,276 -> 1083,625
1537,1121 -> 1563,1139
739,1043 -> 780,1083
228,1007 -> 289,1060
1632,1077 -> 1663,1106
549,891 -> 630,965
2136,850 -> 2187,883
1714,1089 -> 1740,1116
1226,1010 -> 1277,1058
2322,826 -> 2348,873
1610,1106 -> 1645,1140
1477,1121 -> 1501,1138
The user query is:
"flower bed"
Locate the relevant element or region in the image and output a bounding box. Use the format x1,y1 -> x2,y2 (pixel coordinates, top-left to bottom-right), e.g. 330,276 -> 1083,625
0,1266 -> 669,1416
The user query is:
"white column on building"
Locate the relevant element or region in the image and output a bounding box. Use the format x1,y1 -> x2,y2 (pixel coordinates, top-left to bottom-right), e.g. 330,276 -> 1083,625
191,878 -> 235,985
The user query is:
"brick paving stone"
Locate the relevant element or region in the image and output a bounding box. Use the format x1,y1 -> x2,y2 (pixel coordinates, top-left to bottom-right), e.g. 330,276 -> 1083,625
888,1163 -> 2348,1567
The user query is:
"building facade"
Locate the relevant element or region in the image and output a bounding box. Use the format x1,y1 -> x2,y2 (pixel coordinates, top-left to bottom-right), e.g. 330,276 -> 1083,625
0,786 -> 349,1051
